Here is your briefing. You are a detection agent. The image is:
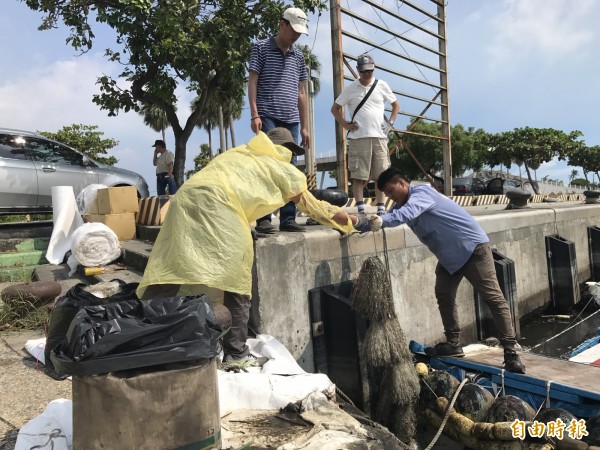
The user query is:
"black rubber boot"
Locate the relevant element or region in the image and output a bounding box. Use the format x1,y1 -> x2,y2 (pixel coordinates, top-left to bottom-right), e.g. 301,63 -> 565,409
504,349 -> 526,374
425,341 -> 465,357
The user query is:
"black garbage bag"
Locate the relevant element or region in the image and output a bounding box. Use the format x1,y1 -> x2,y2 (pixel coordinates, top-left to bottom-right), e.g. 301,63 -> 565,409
44,281 -> 139,370
50,295 -> 221,376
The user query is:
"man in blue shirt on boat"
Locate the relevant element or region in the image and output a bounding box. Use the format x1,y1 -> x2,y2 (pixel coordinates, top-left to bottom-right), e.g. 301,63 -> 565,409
352,167 -> 526,374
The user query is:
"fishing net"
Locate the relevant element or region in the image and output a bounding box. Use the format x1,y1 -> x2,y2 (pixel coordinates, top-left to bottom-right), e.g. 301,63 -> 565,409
351,256 -> 419,447
350,256 -> 395,320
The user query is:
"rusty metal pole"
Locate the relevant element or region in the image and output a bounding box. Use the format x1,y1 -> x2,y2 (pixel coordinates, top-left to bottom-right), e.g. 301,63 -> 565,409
306,76 -> 316,187
438,2 -> 452,196
330,0 -> 348,192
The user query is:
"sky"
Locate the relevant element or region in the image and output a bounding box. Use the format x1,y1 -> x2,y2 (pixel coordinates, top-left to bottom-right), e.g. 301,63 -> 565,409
1,0 -> 599,195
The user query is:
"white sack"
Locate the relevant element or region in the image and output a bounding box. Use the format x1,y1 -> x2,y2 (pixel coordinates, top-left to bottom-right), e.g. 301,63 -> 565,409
46,186 -> 84,264
15,399 -> 72,450
69,222 -> 121,270
76,183 -> 107,215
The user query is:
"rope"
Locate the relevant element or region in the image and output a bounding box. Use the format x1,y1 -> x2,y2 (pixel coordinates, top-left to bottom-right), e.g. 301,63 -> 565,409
336,386 -> 356,407
546,380 -> 552,408
424,377 -> 469,450
382,227 -> 392,287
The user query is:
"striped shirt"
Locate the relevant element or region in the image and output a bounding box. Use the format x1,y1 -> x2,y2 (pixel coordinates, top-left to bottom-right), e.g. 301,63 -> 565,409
249,37 -> 307,123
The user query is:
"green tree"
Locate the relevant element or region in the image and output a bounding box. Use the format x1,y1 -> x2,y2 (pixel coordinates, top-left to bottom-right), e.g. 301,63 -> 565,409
568,144 -> 600,184
487,127 -> 583,194
389,121 -> 490,180
185,144 -> 212,179
25,0 -> 327,186
39,124 -> 118,165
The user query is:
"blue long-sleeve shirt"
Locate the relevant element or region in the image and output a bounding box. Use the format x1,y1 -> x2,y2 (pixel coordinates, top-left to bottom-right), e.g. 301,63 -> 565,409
381,184 -> 489,274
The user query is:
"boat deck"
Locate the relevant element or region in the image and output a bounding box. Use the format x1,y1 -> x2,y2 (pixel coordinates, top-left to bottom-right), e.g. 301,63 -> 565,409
458,347 -> 600,396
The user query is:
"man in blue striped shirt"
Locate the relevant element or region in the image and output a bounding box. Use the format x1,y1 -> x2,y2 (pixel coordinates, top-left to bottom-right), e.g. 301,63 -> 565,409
248,7 -> 309,232
352,167 -> 526,374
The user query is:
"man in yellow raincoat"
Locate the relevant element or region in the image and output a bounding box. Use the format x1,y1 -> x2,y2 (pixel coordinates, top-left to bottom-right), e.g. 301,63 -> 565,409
137,128 -> 353,365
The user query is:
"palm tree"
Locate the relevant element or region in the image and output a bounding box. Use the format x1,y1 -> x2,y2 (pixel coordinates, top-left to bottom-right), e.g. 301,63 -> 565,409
138,104 -> 173,141
194,93 -> 244,155
569,169 -> 579,183
297,44 -> 322,96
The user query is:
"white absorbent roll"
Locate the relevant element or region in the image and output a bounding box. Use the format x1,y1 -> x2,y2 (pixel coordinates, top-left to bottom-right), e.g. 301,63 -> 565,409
70,222 -> 122,268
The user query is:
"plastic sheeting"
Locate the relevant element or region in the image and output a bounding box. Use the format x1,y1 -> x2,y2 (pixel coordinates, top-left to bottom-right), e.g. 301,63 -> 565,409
50,295 -> 222,376
137,132 -> 353,298
46,186 -> 85,264
76,183 -> 107,214
219,335 -> 335,412
44,281 -> 139,370
297,190 -> 353,234
67,222 -> 121,275
14,399 -> 72,450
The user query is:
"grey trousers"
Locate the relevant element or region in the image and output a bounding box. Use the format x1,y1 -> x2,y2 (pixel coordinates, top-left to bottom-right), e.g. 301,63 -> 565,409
141,284 -> 251,358
434,243 -> 517,350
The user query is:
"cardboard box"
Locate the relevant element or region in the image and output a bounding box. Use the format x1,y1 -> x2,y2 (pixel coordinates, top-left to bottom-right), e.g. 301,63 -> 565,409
84,213 -> 136,240
97,186 -> 139,214
137,196 -> 172,226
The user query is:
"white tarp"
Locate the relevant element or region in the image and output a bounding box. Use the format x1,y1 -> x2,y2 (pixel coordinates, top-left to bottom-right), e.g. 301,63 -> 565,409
14,399 -> 72,450
218,334 -> 334,412
45,186 -> 84,265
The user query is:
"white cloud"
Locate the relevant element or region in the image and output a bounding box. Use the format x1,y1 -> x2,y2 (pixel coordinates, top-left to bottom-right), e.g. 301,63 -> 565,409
487,0 -> 595,67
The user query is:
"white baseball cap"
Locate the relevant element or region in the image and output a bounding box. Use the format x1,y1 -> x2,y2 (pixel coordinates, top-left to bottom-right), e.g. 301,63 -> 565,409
283,7 -> 308,35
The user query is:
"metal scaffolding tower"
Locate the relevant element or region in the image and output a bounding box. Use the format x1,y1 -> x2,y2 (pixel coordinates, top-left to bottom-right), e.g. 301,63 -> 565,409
330,0 -> 452,195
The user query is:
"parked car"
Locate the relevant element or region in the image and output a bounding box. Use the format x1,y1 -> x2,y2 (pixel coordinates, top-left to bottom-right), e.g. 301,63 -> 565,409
452,177 -> 485,196
0,128 -> 149,214
482,177 -> 535,195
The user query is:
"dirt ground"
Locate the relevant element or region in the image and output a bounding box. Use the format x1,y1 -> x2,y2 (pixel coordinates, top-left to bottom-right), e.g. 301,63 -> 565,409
0,330 -> 71,450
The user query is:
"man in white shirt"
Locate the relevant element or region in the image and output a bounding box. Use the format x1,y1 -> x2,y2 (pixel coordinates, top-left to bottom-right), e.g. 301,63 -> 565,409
152,139 -> 177,195
331,54 -> 399,215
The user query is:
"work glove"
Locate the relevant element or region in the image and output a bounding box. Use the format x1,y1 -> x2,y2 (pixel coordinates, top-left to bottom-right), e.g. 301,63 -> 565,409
369,215 -> 383,232
381,121 -> 393,135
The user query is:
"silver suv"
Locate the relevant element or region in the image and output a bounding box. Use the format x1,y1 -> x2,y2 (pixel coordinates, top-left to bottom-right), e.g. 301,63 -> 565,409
0,128 -> 149,214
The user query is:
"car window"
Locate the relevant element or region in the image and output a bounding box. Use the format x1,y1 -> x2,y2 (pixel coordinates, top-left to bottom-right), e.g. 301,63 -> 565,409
506,180 -> 518,188
27,138 -> 84,165
453,178 -> 470,185
0,135 -> 30,161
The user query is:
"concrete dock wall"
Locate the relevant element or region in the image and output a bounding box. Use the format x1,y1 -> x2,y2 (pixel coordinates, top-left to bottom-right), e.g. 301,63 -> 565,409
252,203 -> 600,372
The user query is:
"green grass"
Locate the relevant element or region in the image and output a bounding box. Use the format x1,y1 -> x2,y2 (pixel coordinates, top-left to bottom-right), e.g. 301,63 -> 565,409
0,214 -> 52,223
0,293 -> 50,331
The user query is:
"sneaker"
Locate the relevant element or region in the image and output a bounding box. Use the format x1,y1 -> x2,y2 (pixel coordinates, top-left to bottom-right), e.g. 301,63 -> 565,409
503,350 -> 526,374
377,209 -> 385,216
279,220 -> 306,232
425,342 -> 465,357
223,353 -> 259,368
306,217 -> 320,226
255,220 -> 275,234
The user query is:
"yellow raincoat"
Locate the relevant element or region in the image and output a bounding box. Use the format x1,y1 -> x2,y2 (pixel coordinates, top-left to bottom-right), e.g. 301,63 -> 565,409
137,132 -> 353,298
